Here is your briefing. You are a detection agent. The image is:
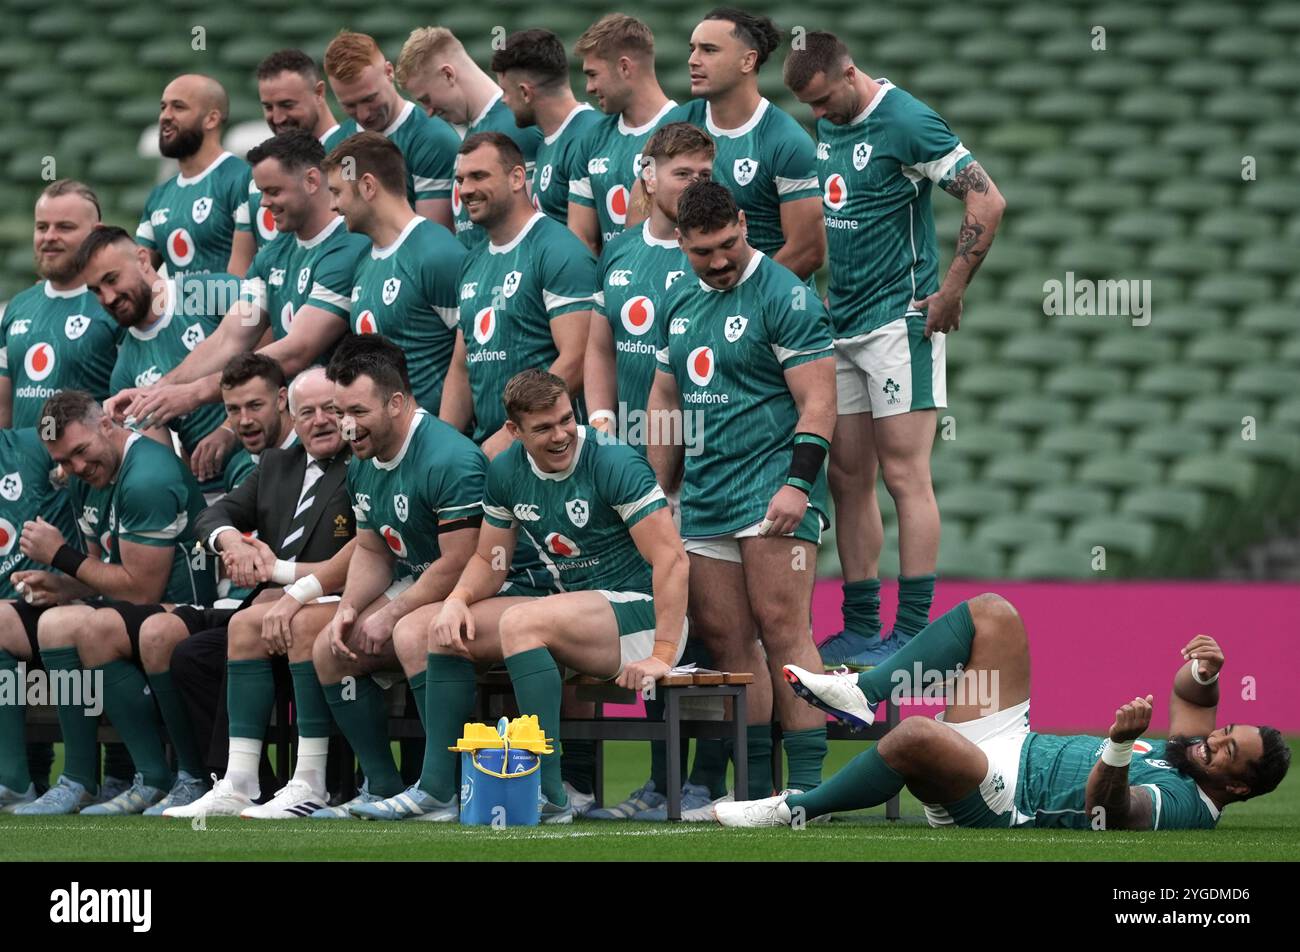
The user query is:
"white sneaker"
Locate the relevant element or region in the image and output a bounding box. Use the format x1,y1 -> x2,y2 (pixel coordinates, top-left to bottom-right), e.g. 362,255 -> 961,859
163,775 -> 254,818
240,779 -> 328,819
563,781 -> 595,817
714,791 -> 794,828
683,792 -> 733,822
782,664 -> 876,729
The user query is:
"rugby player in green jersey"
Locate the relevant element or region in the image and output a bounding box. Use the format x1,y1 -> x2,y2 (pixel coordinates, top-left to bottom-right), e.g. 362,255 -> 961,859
1,180 -> 119,430
784,33 -> 1006,671
352,370 -> 687,822
324,31 -> 460,232
567,15 -> 678,255
107,131 -> 368,475
239,49 -> 356,250
137,74 -> 255,278
396,27 -> 543,250
5,391 -> 217,815
492,30 -> 602,225
648,181 -> 835,796
720,596 -> 1290,830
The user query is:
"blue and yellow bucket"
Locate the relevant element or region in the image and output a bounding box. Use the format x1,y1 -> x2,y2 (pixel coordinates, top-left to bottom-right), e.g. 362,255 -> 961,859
452,716 -> 554,826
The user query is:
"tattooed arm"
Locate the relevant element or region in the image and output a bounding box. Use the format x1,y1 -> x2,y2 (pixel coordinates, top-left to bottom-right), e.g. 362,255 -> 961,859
915,161 -> 1006,338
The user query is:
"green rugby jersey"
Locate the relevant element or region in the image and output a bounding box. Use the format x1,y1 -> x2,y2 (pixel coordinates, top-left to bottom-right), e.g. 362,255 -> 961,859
347,410 -> 487,581
0,281 -> 120,429
482,425 -> 665,593
530,104 -> 601,224
457,212 -> 596,442
654,251 -> 833,537
241,215 -> 368,341
238,121 -> 358,249
350,216 -> 464,412
0,428 -> 80,599
593,223 -> 689,433
136,152 -> 251,277
1015,735 -> 1221,830
378,101 -> 460,208
663,98 -> 820,258
453,95 -> 543,249
69,432 -> 217,605
567,101 -> 677,245
816,81 -> 974,337
109,275 -> 235,462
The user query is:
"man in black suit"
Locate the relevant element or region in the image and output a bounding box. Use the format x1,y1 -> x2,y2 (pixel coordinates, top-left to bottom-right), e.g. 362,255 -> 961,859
144,364 -> 356,816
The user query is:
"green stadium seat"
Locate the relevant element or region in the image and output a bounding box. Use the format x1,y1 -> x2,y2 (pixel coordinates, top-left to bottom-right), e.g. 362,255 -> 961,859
85,69 -> 158,100
1152,305 -> 1229,339
107,9 -> 170,41
1089,396 -> 1175,430
1169,456 -> 1257,546
1279,338 -> 1300,365
912,63 -> 985,96
1180,397 -> 1264,434
977,240 -> 1045,279
1019,150 -> 1100,186
1198,147 -> 1277,183
1051,240 -> 1141,278
991,62 -> 1068,94
930,454 -> 974,488
946,334 -> 991,371
983,454 -> 1070,491
983,122 -> 1063,155
88,152 -> 149,188
995,275 -> 1058,311
922,4 -> 998,35
1026,487 -> 1110,522
1120,488 -> 1213,574
1075,60 -> 1159,94
938,485 -> 1016,522
955,32 -> 1029,66
1071,121 -> 1152,154
998,333 -> 1084,369
217,37 -> 278,70
1130,425 -> 1215,461
1153,181 -> 1229,213
138,40 -> 199,72
1075,455 -> 1162,493
1243,182 -> 1300,214
1008,543 -> 1100,580
1124,31 -> 1199,64
56,38 -> 121,70
1252,60 -> 1300,92
1203,91 -> 1285,124
1108,149 -> 1190,185
842,8 -> 919,34
873,35 -> 949,66
972,514 -> 1059,550
934,424 -> 1026,463
953,366 -> 1037,402
1087,4 -> 1162,30
936,542 -> 1003,579
1171,2 -> 1236,31
1026,91 -> 1103,124
58,126 -> 139,164
28,95 -> 100,131
1117,89 -> 1194,122
1164,61 -> 1243,92
1260,3 -> 1300,28
1221,432 -> 1300,514
1207,29 -> 1287,62
1190,274 -> 1274,309
942,93 -> 1021,128
1136,366 -> 1218,401
1195,209 -> 1274,244
0,38 -> 52,70
115,98 -> 164,128
28,10 -> 99,41
1044,365 -> 1126,400
1013,209 -> 1091,244
1227,365 -> 1297,403
1251,119 -> 1300,153
1005,4 -> 1078,34
1037,425 -> 1122,460
1184,334 -> 1269,369
1068,517 -> 1158,567
1035,34 -> 1099,64
1160,123 -> 1238,156
1105,211 -> 1184,245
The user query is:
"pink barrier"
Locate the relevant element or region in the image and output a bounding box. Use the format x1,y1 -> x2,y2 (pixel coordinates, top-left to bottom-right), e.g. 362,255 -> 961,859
608,581 -> 1300,732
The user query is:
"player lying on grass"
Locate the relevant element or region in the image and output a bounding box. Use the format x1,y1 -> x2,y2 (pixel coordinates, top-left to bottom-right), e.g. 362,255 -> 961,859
716,593 -> 1290,829
353,369 -> 688,823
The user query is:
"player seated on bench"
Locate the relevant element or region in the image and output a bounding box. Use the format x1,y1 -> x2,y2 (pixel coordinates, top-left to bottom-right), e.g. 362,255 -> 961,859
717,593 -> 1291,830
354,369 -> 688,824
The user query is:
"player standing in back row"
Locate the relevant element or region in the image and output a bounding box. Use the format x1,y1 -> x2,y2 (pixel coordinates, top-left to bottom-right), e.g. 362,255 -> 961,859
784,32 -> 1005,671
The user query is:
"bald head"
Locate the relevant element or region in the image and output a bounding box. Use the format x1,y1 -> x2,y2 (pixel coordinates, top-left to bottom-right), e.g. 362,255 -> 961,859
160,74 -> 229,159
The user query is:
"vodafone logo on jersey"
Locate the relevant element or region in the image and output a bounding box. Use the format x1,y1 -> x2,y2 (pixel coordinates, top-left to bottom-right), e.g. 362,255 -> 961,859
0,517 -> 16,555
451,181 -> 462,217
356,310 -> 378,335
620,296 -> 654,336
256,206 -> 277,242
24,343 -> 55,381
380,524 -> 408,557
824,174 -> 848,211
605,185 -> 629,225
280,302 -> 294,335
168,228 -> 196,267
686,346 -> 715,387
544,532 -> 581,558
473,306 -> 496,345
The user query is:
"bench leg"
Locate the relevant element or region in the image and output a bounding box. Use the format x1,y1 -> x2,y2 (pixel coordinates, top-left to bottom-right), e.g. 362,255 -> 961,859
885,700 -> 900,821
665,688 -> 681,821
732,687 -> 747,805
593,701 -> 605,809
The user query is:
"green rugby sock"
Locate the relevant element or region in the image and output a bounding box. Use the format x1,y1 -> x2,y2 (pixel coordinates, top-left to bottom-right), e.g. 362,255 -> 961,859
40,647 -> 98,792
227,659 -> 276,740
505,647 -> 565,807
288,661 -> 332,738
743,723 -> 773,800
146,669 -> 203,777
97,661 -> 171,790
858,601 -> 976,704
323,676 -> 403,797
688,739 -> 729,800
841,578 -> 882,638
894,574 -> 937,638
417,654 -> 476,802
0,652 -> 32,791
786,745 -> 905,819
782,727 -> 828,792
409,670 -> 428,729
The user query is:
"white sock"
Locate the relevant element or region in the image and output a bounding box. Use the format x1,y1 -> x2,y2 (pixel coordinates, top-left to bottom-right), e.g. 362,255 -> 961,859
226,737 -> 262,799
292,737 -> 329,796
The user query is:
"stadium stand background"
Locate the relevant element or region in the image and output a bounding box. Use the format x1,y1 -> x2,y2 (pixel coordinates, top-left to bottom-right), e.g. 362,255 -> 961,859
1,0 -> 1297,581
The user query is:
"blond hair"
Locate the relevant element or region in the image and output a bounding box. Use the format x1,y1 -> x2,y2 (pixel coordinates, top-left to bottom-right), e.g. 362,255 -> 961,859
396,26 -> 464,86
323,31 -> 383,83
573,14 -> 655,62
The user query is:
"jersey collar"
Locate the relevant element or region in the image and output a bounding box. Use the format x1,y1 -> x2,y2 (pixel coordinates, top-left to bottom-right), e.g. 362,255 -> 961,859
471,90 -> 504,128
1196,784 -> 1223,821
381,100 -> 416,137
489,211 -> 545,255
525,424 -> 587,481
370,215 -> 422,260
618,99 -> 677,136
318,124 -> 340,144
699,249 -> 763,292
372,409 -> 426,471
113,431 -> 144,485
176,151 -> 235,187
642,224 -> 679,249
543,103 -> 594,146
128,277 -> 177,340
43,281 -> 88,299
850,80 -> 894,126
705,97 -> 769,139
296,214 -> 346,250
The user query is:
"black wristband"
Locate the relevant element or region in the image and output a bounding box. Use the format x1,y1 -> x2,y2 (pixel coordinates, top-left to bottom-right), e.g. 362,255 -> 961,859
786,433 -> 830,493
51,544 -> 87,579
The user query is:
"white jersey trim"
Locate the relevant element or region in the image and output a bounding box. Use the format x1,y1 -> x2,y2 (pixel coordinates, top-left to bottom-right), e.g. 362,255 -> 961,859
469,90 -> 504,129
489,212 -> 545,255
43,281 -> 89,300
543,289 -> 594,312
903,144 -> 970,187
543,103 -> 595,146
776,175 -> 819,196
705,98 -> 769,139
176,151 -> 236,187
525,424 -> 587,481
618,100 -> 677,136
700,249 -> 764,292
381,101 -> 417,137
372,409 -> 426,472
849,80 -> 894,125
297,214 -> 346,250
370,215 -> 423,260
309,283 -> 350,311
614,486 -> 665,523
127,278 -> 177,340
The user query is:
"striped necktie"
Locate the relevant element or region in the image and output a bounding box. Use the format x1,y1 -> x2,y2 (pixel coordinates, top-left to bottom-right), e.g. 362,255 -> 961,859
279,457 -> 327,558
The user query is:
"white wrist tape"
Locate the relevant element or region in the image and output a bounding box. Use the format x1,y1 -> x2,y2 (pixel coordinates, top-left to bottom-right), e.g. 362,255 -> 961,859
588,409 -> 616,426
285,574 -> 323,605
1189,658 -> 1219,685
271,559 -> 297,586
1101,739 -> 1134,767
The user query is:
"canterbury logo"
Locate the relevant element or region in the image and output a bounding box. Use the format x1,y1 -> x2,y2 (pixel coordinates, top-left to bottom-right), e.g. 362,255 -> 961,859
513,504 -> 541,522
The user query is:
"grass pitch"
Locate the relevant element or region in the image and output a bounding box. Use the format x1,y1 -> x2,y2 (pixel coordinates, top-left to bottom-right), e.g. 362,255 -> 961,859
1,739 -> 1296,861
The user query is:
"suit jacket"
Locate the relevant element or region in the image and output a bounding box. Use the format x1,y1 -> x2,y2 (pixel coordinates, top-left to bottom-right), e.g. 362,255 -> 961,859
194,444 -> 354,562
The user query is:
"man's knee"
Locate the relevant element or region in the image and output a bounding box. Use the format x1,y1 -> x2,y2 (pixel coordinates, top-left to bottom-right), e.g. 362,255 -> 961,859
498,603 -> 546,656
968,593 -> 1020,631
138,613 -> 186,671
878,715 -> 944,764
35,606 -> 83,649
879,454 -> 933,497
